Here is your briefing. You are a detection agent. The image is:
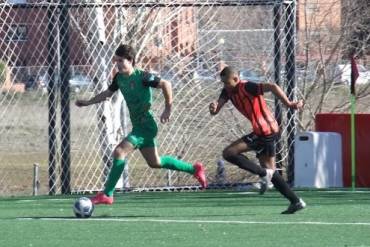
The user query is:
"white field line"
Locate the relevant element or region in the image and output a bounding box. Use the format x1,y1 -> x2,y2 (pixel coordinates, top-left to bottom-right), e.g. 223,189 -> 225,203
16,218 -> 370,226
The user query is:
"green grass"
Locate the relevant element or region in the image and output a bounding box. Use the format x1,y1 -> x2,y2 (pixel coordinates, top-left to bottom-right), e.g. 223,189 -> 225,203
1,190 -> 370,247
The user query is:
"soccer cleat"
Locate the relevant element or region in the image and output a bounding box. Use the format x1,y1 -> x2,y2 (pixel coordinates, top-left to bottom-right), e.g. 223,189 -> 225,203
90,192 -> 114,205
259,168 -> 274,195
259,182 -> 267,195
193,162 -> 208,189
281,198 -> 306,214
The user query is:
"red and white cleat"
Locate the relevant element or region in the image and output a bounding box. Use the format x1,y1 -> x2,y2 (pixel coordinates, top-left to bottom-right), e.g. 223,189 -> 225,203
193,162 -> 208,189
90,192 -> 114,205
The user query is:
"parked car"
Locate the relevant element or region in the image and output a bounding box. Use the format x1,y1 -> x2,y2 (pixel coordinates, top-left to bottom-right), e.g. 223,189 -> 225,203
296,65 -> 317,84
37,72 -> 92,92
193,69 -> 216,81
161,70 -> 183,85
37,72 -> 55,89
239,69 -> 265,83
69,74 -> 91,92
335,64 -> 370,85
25,76 -> 36,90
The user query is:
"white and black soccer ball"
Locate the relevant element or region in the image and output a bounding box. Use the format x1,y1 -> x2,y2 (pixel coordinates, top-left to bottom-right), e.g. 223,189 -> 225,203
73,197 -> 94,218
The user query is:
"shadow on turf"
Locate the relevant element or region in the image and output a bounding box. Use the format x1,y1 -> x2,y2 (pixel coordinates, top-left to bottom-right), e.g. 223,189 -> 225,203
14,216 -> 163,220
16,212 -> 255,220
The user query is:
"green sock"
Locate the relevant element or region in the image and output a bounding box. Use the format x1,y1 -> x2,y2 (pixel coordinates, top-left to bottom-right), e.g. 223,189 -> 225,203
160,155 -> 195,174
103,158 -> 126,197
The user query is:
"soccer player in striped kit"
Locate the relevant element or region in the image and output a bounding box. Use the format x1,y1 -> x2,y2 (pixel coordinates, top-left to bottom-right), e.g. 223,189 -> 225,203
209,66 -> 305,214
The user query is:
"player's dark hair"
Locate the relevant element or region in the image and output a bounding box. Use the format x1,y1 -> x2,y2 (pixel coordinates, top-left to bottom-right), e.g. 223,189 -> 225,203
220,66 -> 236,80
115,44 -> 136,66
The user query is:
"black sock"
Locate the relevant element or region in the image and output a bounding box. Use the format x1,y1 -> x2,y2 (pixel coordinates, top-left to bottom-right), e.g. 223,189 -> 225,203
271,171 -> 299,204
223,154 -> 266,177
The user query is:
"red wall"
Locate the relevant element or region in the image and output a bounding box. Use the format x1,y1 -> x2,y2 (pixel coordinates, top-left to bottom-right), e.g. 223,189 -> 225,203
315,114 -> 370,187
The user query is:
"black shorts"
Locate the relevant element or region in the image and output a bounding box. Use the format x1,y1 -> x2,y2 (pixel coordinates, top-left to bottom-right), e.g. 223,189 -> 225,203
242,132 -> 279,158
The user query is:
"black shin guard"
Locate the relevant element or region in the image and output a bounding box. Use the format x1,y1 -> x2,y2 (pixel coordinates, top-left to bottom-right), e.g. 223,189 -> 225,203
271,171 -> 299,203
224,154 -> 266,177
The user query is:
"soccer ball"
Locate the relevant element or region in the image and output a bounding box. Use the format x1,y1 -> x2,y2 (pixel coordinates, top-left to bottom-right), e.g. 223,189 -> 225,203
73,197 -> 94,218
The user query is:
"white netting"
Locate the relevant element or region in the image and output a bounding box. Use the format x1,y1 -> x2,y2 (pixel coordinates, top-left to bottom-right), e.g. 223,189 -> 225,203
0,0 -> 300,195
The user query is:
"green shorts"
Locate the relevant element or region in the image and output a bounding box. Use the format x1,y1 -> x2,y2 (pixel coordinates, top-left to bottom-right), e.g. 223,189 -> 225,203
126,117 -> 158,149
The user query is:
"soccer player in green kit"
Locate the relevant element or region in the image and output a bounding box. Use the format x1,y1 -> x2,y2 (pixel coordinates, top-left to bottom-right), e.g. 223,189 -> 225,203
75,44 -> 207,205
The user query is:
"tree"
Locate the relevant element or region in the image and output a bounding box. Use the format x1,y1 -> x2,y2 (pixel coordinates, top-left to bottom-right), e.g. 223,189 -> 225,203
295,0 -> 370,130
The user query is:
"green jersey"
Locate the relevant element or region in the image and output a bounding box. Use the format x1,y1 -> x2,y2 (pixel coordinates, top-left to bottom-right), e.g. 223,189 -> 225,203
108,68 -> 160,125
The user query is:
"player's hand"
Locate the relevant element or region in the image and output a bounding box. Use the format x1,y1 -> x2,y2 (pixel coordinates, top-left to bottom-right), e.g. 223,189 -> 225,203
160,106 -> 171,123
209,102 -> 218,115
289,100 -> 304,110
75,99 -> 90,107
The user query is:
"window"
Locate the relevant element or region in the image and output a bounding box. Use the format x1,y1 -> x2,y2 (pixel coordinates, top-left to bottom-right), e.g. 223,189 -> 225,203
306,2 -> 319,15
7,0 -> 27,4
6,24 -> 28,41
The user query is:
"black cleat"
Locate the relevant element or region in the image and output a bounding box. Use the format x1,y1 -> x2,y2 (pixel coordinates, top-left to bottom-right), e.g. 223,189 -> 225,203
281,198 -> 306,214
259,181 -> 267,195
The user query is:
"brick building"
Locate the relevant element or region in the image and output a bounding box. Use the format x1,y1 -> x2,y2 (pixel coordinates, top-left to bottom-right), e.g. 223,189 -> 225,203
0,1 -> 197,88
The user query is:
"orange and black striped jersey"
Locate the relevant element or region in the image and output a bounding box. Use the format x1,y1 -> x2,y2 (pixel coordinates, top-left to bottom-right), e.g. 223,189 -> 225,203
219,81 -> 279,137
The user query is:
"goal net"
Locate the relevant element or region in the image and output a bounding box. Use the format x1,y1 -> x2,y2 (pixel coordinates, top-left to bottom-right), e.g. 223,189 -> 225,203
0,0 -> 298,195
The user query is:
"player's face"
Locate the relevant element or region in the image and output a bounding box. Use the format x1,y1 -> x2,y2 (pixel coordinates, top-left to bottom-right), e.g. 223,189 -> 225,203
221,73 -> 239,90
113,55 -> 133,74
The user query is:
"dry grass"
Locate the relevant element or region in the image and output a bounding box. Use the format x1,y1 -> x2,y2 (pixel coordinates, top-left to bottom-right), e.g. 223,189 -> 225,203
1,83 -> 370,196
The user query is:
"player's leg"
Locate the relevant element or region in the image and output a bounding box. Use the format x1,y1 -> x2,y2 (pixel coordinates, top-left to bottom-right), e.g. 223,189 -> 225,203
140,147 -> 192,172
91,139 -> 135,204
222,137 -> 267,177
259,155 -> 306,214
256,155 -> 275,195
104,139 -> 135,195
253,135 -> 276,194
139,146 -> 207,188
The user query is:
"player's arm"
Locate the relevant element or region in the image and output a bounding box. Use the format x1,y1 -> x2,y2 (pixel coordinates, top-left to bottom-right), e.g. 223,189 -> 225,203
261,83 -> 303,110
209,89 -> 228,115
143,72 -> 172,107
75,75 -> 118,107
75,89 -> 115,107
158,79 -> 173,110
157,79 -> 172,123
142,71 -> 172,123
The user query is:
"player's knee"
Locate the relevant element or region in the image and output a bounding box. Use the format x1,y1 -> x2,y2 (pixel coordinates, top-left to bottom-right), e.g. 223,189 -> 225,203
147,162 -> 161,168
222,149 -> 236,161
113,146 -> 127,159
